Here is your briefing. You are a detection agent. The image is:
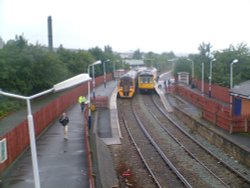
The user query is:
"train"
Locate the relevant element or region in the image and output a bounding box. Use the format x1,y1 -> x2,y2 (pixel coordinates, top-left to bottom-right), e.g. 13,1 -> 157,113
138,67 -> 157,93
117,69 -> 140,98
117,67 -> 157,98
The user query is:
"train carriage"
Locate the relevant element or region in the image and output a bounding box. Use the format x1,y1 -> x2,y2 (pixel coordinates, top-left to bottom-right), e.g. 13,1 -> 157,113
117,69 -> 139,98
138,67 -> 157,94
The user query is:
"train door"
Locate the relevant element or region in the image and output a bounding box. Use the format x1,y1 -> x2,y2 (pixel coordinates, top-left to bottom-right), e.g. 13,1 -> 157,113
233,97 -> 242,116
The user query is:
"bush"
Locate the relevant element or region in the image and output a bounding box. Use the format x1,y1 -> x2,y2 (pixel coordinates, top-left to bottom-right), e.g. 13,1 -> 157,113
0,98 -> 24,118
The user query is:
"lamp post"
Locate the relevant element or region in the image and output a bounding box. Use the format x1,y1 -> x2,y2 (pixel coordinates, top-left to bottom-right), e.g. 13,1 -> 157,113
0,74 -> 91,188
230,59 -> 239,116
208,58 -> 216,98
187,58 -> 194,78
202,62 -> 204,96
230,59 -> 239,89
103,59 -> 110,88
168,59 -> 177,72
87,60 -> 101,129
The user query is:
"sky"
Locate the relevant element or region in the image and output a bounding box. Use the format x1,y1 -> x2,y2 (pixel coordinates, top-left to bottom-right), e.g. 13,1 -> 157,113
1,0 -> 250,54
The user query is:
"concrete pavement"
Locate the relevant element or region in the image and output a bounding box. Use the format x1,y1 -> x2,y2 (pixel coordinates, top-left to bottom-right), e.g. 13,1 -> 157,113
1,104 -> 89,188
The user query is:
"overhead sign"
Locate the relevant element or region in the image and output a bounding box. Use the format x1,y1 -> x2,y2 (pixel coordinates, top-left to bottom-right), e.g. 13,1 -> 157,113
0,138 -> 7,163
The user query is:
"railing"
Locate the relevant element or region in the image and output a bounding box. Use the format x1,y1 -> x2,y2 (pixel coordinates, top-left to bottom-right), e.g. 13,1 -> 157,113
175,85 -> 250,133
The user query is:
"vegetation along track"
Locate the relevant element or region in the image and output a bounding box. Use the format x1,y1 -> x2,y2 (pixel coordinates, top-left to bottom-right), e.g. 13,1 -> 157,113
146,93 -> 250,188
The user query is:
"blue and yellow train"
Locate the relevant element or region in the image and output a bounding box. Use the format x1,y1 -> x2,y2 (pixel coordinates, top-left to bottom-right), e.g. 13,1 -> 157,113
118,67 -> 157,98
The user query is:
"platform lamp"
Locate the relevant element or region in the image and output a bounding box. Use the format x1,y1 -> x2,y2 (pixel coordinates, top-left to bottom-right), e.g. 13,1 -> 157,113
230,59 -> 239,89
208,58 -> 216,98
187,58 -> 194,79
103,59 -> 110,88
87,60 -> 101,129
0,73 -> 91,188
230,59 -> 239,116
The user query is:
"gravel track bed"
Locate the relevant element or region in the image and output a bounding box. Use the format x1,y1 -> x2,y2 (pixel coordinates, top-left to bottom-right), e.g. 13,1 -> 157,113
135,94 -> 227,188
150,94 -> 250,187
164,94 -> 250,181
110,99 -> 156,188
109,92 -> 250,187
120,97 -> 186,187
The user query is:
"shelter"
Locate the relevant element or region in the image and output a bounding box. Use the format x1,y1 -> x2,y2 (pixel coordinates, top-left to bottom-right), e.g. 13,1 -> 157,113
229,80 -> 250,116
177,72 -> 189,85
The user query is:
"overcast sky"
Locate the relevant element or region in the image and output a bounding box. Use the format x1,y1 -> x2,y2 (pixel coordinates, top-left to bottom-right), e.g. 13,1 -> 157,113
1,0 -> 250,54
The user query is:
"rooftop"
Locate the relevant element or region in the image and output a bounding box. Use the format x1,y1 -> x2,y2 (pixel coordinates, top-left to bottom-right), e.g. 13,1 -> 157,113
230,80 -> 250,99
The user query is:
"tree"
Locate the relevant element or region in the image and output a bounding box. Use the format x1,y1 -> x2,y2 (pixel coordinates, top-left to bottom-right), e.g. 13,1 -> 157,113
0,36 -> 69,95
198,42 -> 213,56
173,58 -> 191,76
133,49 -> 142,59
104,45 -> 113,54
0,37 -> 4,48
212,43 -> 250,87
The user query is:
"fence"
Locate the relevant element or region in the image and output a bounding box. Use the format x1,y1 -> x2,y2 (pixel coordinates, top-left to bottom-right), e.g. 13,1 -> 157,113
175,85 -> 250,133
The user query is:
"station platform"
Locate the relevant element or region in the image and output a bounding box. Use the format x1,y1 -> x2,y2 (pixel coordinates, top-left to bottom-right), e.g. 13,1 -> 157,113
158,73 -> 250,151
0,80 -> 120,188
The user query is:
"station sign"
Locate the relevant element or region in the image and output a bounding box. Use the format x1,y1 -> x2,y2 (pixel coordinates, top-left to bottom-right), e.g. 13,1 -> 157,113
0,138 -> 7,163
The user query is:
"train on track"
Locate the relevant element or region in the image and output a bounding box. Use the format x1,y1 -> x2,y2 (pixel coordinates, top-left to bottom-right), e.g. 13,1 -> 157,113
117,69 -> 139,98
138,67 -> 157,94
117,67 -> 157,98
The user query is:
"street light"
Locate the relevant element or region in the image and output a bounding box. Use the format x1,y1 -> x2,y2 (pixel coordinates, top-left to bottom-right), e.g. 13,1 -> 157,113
103,59 -> 110,88
208,58 -> 216,98
187,58 -> 194,78
112,60 -> 116,80
230,59 -> 239,116
230,59 -> 239,89
0,73 -> 91,188
168,59 -> 177,72
87,60 -> 101,129
202,62 -> 204,96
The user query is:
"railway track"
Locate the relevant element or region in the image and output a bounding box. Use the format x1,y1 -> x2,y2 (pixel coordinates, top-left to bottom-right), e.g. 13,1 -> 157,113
118,98 -> 187,187
116,92 -> 250,187
148,94 -> 250,187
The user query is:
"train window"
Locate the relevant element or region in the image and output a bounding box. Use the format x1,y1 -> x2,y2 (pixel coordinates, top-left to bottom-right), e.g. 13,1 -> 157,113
120,77 -> 133,87
120,80 -> 124,87
141,76 -> 152,83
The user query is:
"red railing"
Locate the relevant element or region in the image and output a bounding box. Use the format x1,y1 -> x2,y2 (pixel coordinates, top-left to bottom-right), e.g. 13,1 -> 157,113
175,85 -> 250,133
0,73 -> 113,179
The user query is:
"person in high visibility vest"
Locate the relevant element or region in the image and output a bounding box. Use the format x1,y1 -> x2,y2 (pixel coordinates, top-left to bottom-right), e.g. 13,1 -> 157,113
78,96 -> 87,112
82,96 -> 88,112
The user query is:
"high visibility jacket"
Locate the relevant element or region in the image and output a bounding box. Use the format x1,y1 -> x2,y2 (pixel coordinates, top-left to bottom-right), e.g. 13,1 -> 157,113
82,96 -> 87,102
78,96 -> 84,104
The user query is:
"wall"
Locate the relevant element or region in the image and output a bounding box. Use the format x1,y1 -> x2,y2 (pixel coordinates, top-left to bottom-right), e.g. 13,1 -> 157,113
174,106 -> 250,168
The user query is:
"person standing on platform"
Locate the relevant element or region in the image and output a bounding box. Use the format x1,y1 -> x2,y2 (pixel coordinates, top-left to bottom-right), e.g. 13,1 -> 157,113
82,96 -> 87,111
59,112 -> 69,140
78,96 -> 84,112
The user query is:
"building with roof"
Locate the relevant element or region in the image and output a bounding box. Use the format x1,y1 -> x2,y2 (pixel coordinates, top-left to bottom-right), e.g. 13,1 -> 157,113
125,59 -> 144,68
230,80 -> 250,116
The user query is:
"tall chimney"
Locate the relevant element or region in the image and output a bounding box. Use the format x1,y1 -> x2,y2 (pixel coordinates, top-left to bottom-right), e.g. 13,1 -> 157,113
47,16 -> 53,51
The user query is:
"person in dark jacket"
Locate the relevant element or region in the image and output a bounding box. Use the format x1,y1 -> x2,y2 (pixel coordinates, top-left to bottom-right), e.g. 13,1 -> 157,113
59,112 -> 69,140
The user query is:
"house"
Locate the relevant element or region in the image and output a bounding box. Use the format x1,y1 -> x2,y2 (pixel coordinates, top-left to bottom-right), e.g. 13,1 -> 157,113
229,80 -> 250,116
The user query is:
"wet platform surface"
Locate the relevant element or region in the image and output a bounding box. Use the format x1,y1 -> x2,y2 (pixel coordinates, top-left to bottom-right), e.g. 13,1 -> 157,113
1,104 -> 89,188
